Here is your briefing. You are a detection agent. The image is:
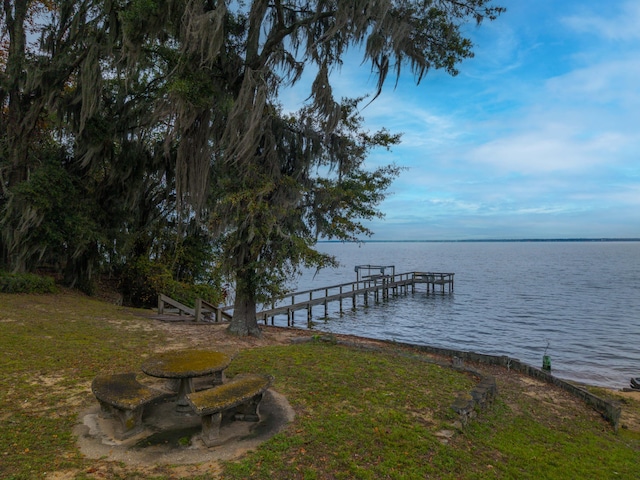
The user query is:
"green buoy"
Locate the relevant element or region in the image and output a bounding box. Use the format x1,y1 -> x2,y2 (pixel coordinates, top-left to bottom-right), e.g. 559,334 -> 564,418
542,354 -> 551,371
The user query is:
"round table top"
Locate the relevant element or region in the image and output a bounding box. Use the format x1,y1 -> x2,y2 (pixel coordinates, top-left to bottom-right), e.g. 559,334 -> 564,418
141,349 -> 232,379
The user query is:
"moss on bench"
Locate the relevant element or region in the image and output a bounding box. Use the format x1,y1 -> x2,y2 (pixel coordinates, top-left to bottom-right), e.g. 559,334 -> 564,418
91,373 -> 165,439
186,373 -> 273,446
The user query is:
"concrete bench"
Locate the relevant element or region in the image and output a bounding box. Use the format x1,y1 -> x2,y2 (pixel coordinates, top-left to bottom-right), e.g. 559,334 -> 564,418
186,373 -> 273,446
91,372 -> 166,439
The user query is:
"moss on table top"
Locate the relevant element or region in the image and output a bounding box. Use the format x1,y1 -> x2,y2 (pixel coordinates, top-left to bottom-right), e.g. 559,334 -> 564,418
141,350 -> 231,378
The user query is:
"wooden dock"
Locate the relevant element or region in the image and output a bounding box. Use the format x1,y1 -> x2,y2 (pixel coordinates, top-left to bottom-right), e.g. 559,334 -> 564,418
156,266 -> 454,326
258,271 -> 454,327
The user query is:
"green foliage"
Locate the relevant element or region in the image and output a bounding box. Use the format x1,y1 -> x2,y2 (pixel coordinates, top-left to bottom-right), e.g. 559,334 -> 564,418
0,271 -> 57,293
168,220 -> 219,284
119,257 -> 171,307
119,257 -> 222,308
213,99 -> 403,329
168,281 -> 223,310
0,137 -> 101,281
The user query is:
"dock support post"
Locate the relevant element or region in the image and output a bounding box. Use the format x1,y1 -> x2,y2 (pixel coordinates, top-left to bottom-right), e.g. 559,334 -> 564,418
158,295 -> 164,315
194,298 -> 202,322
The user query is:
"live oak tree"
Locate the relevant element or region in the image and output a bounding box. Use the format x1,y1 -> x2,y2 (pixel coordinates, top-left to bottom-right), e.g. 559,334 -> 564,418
166,0 -> 504,336
211,99 -> 402,336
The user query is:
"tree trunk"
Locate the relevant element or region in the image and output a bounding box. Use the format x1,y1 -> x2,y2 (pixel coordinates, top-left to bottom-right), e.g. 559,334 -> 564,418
227,263 -> 262,337
3,0 -> 30,188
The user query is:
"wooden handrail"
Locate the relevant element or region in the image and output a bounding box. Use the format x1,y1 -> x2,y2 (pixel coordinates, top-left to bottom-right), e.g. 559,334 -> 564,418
158,294 -> 195,317
195,298 -> 233,322
158,294 -> 232,322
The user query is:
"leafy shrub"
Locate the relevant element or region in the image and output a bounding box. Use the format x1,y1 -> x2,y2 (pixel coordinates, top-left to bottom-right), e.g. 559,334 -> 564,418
0,271 -> 57,293
119,258 -> 223,308
119,258 -> 171,308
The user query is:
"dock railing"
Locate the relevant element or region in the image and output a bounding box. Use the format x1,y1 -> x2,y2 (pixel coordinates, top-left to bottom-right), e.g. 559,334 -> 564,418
258,271 -> 454,326
157,271 -> 453,326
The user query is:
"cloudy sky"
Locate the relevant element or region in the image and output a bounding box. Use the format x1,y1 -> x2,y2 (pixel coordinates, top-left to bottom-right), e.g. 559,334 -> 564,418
291,0 -> 640,240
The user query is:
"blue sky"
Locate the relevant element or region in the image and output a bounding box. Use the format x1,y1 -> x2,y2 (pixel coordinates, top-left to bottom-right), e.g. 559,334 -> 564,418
289,0 -> 640,240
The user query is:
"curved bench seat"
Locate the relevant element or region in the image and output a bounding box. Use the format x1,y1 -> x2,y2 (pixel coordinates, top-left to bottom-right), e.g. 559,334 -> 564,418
186,373 -> 273,446
91,373 -> 165,439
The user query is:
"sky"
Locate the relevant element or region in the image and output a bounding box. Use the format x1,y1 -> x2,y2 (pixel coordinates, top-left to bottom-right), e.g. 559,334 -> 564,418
287,0 -> 640,240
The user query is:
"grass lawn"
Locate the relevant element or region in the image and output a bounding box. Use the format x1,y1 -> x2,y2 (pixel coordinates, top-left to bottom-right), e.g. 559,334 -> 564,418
1,292 -> 639,479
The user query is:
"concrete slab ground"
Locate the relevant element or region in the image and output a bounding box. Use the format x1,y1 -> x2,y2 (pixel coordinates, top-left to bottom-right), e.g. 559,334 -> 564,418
73,389 -> 294,466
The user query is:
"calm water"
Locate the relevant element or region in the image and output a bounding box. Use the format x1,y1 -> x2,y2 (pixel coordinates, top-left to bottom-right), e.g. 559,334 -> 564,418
275,241 -> 640,389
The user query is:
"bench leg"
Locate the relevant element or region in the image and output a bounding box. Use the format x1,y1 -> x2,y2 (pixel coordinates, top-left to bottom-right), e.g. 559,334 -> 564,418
97,400 -> 114,419
201,412 -> 223,447
97,401 -> 144,439
113,406 -> 144,440
212,370 -> 225,385
234,393 -> 263,422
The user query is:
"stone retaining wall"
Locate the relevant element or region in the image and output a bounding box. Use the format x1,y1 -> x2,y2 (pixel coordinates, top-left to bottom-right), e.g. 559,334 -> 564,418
402,342 -> 622,430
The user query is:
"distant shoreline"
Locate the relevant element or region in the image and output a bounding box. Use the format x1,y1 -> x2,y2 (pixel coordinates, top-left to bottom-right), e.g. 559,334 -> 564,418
319,238 -> 640,243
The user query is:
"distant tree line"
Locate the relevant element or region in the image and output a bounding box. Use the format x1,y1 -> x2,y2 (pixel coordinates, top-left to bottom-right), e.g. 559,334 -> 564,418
0,0 -> 503,335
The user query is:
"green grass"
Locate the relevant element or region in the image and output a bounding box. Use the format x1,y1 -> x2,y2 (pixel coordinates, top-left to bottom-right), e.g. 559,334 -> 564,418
1,292 -> 639,479
223,344 -> 472,479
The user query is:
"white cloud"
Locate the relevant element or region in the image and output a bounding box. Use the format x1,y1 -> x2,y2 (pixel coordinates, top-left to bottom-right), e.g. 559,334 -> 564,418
465,127 -> 627,174
562,1 -> 640,41
359,94 -> 461,149
545,57 -> 640,106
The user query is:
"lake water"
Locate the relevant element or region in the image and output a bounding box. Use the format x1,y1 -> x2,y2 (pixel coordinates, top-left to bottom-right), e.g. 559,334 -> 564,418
275,241 -> 640,389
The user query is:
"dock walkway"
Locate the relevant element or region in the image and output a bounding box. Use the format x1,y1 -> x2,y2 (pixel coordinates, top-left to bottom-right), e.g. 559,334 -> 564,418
157,266 -> 454,326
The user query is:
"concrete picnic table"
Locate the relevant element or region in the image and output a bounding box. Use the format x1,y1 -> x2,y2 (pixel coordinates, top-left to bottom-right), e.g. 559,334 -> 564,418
141,349 -> 232,412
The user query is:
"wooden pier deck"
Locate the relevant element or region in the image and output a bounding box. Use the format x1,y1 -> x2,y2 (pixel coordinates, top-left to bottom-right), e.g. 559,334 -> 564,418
156,267 -> 454,326
257,271 -> 454,326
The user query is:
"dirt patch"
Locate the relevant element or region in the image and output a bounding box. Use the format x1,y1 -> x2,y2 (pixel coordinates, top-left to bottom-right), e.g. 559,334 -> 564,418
140,318 -> 394,358
481,364 -> 640,432
145,318 -> 313,351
